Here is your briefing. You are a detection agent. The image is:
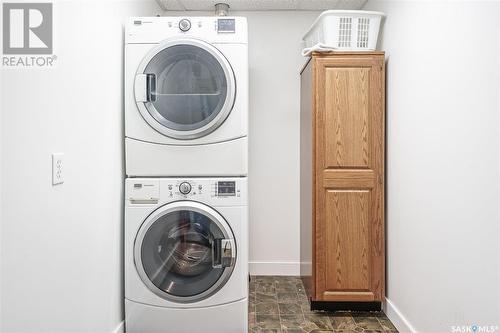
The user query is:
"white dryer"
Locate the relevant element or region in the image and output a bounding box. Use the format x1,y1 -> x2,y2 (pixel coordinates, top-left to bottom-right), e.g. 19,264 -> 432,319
125,17 -> 248,177
125,177 -> 248,333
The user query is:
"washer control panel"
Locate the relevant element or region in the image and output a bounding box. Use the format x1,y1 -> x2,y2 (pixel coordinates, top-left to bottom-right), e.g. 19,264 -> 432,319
164,180 -> 241,199
127,178 -> 246,205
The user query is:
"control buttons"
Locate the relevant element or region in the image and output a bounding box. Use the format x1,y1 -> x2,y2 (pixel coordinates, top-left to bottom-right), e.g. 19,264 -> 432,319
179,19 -> 191,32
168,184 -> 173,190
198,185 -> 203,190
179,182 -> 192,195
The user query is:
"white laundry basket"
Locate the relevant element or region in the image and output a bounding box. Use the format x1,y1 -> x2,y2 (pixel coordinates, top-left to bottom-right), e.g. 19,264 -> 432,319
302,10 -> 385,55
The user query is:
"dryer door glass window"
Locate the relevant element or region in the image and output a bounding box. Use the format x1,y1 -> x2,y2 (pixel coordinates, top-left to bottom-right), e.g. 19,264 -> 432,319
137,205 -> 236,303
142,43 -> 234,138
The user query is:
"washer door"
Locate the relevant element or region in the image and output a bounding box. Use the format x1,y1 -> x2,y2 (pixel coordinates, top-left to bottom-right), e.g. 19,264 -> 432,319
134,38 -> 236,140
134,201 -> 237,303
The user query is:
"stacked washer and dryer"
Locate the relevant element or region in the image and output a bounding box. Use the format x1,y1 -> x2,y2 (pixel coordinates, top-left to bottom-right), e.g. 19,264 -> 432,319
124,16 -> 248,333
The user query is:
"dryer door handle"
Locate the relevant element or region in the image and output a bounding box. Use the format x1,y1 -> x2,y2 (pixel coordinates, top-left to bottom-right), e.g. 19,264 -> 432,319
212,239 -> 236,268
135,73 -> 156,102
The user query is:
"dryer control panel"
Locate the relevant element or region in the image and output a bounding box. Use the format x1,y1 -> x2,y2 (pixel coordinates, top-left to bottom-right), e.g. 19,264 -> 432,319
125,17 -> 248,44
126,178 -> 247,206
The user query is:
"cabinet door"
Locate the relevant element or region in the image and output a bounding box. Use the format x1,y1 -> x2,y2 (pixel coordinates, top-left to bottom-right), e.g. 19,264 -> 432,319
314,55 -> 384,302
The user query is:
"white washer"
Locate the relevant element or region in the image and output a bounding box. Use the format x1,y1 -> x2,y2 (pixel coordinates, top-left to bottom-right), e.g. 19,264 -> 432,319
125,17 -> 248,177
125,177 -> 248,333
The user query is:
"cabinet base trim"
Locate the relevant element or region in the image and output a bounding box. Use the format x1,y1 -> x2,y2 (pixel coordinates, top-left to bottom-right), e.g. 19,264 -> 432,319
310,301 -> 381,312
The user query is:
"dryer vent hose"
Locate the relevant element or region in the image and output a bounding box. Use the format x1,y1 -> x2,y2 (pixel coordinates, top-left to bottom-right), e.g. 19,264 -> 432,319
215,3 -> 230,16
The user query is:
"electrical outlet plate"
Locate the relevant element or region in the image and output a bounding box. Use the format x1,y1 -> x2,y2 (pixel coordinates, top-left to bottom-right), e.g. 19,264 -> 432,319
52,153 -> 64,185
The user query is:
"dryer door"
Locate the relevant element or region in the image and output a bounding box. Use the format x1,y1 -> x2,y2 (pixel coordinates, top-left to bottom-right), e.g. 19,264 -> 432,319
134,201 -> 237,303
135,38 -> 236,140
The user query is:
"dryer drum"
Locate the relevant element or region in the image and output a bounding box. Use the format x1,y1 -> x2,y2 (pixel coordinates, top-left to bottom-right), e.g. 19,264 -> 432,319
133,38 -> 237,140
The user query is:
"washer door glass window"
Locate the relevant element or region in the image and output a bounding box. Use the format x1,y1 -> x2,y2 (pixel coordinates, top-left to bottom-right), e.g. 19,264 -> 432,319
135,202 -> 236,303
139,41 -> 235,139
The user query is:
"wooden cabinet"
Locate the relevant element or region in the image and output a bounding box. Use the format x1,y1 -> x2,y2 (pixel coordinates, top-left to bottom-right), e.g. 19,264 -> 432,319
300,52 -> 385,309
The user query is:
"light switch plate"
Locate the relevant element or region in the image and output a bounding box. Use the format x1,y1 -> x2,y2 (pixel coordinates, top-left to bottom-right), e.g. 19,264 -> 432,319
52,153 -> 64,185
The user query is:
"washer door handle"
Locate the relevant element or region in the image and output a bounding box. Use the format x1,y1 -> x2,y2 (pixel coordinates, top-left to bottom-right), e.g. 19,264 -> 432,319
212,239 -> 236,268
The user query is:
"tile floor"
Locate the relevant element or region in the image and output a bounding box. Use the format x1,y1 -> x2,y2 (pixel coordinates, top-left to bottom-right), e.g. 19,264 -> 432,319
248,276 -> 398,333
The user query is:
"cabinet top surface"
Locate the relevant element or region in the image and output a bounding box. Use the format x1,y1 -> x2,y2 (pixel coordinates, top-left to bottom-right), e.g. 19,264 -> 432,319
311,51 -> 385,56
300,51 -> 385,73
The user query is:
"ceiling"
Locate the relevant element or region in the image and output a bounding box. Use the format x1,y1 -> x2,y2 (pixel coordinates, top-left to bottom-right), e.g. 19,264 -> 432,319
156,0 -> 367,11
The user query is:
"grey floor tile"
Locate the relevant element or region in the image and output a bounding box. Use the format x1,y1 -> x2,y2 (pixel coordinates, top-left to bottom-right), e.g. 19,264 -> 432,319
329,313 -> 356,330
277,292 -> 299,303
351,315 -> 384,330
303,313 -> 334,330
256,291 -> 278,302
256,314 -> 282,330
300,302 -> 313,314
249,277 -> 398,333
256,283 -> 277,294
249,311 -> 256,330
296,292 -> 307,301
281,314 -> 306,330
377,316 -> 398,331
256,301 -> 280,315
279,302 -> 304,315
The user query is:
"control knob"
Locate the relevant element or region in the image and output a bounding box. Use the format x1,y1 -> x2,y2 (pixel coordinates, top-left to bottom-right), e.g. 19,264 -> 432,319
179,19 -> 191,32
179,182 -> 192,195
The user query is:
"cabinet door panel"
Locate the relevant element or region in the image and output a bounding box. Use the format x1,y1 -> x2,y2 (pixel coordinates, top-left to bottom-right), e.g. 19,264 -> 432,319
315,55 -> 384,302
325,190 -> 370,292
324,67 -> 370,169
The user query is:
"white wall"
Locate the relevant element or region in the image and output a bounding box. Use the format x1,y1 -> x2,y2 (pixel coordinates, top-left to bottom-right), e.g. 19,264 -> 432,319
0,27 -> 3,333
0,1 -> 160,332
363,1 -> 500,332
243,11 -> 318,275
163,10 -> 320,275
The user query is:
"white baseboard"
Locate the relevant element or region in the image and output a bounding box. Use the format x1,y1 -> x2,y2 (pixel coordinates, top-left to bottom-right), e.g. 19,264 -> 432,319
111,321 -> 124,333
249,261 -> 300,276
384,298 -> 417,333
